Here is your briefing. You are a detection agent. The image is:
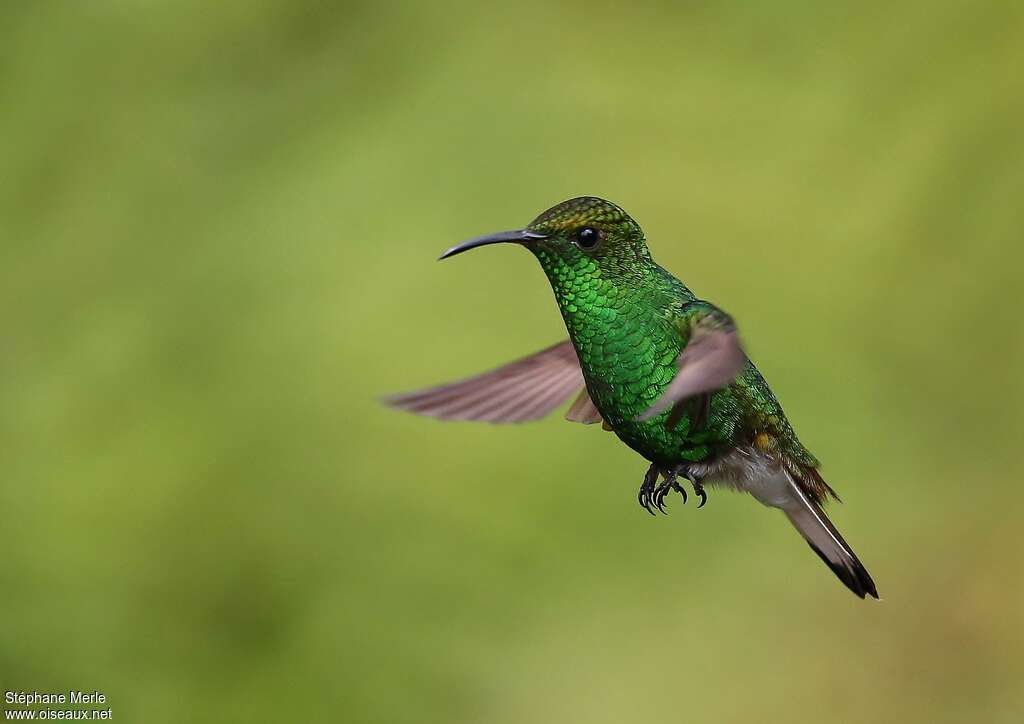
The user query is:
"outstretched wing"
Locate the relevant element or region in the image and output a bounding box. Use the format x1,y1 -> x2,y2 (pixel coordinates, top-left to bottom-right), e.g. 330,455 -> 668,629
385,340 -> 601,424
636,302 -> 747,422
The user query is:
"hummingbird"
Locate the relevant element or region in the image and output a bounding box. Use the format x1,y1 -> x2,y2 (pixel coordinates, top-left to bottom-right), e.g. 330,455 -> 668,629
386,197 -> 878,599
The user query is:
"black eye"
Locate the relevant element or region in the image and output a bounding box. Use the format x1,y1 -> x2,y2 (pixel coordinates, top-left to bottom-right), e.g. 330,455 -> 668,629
575,226 -> 600,249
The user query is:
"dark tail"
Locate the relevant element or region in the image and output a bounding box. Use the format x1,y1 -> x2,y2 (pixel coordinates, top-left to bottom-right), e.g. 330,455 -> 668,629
783,474 -> 878,599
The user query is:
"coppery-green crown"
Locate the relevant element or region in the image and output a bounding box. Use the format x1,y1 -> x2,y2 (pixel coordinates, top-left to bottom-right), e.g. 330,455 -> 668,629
526,196 -> 644,240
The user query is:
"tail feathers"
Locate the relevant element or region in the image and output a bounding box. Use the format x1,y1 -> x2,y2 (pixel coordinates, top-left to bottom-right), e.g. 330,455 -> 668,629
783,476 -> 878,599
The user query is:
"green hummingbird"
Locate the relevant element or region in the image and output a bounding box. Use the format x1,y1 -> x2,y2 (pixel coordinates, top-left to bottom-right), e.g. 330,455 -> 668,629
387,197 -> 877,599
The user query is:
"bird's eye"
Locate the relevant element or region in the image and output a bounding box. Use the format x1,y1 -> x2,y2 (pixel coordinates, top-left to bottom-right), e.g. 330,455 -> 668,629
575,226 -> 600,249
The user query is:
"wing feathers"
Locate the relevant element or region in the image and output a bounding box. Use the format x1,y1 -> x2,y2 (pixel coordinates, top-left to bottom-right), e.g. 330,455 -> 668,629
637,310 -> 746,422
565,388 -> 604,424
384,340 -> 587,423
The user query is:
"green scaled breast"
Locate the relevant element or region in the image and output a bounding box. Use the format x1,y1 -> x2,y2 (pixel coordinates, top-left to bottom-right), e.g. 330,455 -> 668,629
531,246 -> 729,464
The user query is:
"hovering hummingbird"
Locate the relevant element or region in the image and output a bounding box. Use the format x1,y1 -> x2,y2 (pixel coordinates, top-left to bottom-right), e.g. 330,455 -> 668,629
386,197 -> 878,599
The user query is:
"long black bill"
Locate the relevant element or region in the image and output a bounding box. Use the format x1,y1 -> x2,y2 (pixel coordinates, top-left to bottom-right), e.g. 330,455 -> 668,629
438,229 -> 547,260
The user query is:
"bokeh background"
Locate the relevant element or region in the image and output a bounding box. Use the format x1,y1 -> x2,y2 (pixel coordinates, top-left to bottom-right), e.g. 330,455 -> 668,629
2,2 -> 1022,722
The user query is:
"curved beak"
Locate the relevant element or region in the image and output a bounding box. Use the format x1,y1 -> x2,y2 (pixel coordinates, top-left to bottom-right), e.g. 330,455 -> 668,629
438,229 -> 547,260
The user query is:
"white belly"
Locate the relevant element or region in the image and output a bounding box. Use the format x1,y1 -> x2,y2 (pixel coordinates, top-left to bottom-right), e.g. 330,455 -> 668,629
686,445 -> 797,510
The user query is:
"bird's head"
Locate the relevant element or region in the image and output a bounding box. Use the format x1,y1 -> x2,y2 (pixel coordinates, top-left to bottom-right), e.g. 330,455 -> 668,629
439,197 -> 653,278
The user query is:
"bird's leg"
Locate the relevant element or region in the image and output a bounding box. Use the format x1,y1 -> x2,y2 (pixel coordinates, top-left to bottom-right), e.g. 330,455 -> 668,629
637,463 -> 660,516
652,469 -> 687,514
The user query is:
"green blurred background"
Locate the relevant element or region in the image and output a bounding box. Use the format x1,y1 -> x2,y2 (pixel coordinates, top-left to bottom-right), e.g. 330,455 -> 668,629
2,2 -> 1022,722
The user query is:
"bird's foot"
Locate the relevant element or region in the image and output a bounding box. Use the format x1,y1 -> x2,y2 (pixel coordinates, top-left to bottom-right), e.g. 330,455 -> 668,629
638,465 -> 706,515
690,477 -> 708,508
652,470 -> 687,513
637,463 -> 660,516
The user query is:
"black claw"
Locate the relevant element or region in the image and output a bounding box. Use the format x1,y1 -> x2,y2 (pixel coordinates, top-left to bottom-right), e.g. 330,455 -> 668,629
650,470 -> 684,514
654,484 -> 669,514
638,489 -> 655,516
638,464 -> 659,516
693,480 -> 707,508
638,465 -> 706,516
658,476 -> 673,513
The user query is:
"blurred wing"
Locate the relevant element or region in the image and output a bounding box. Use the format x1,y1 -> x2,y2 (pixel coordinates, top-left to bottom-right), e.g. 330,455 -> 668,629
636,303 -> 747,422
564,388 -> 603,424
384,340 -> 588,423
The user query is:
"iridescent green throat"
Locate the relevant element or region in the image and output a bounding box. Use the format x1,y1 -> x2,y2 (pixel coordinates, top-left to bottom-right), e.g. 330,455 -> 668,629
530,245 -> 713,463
